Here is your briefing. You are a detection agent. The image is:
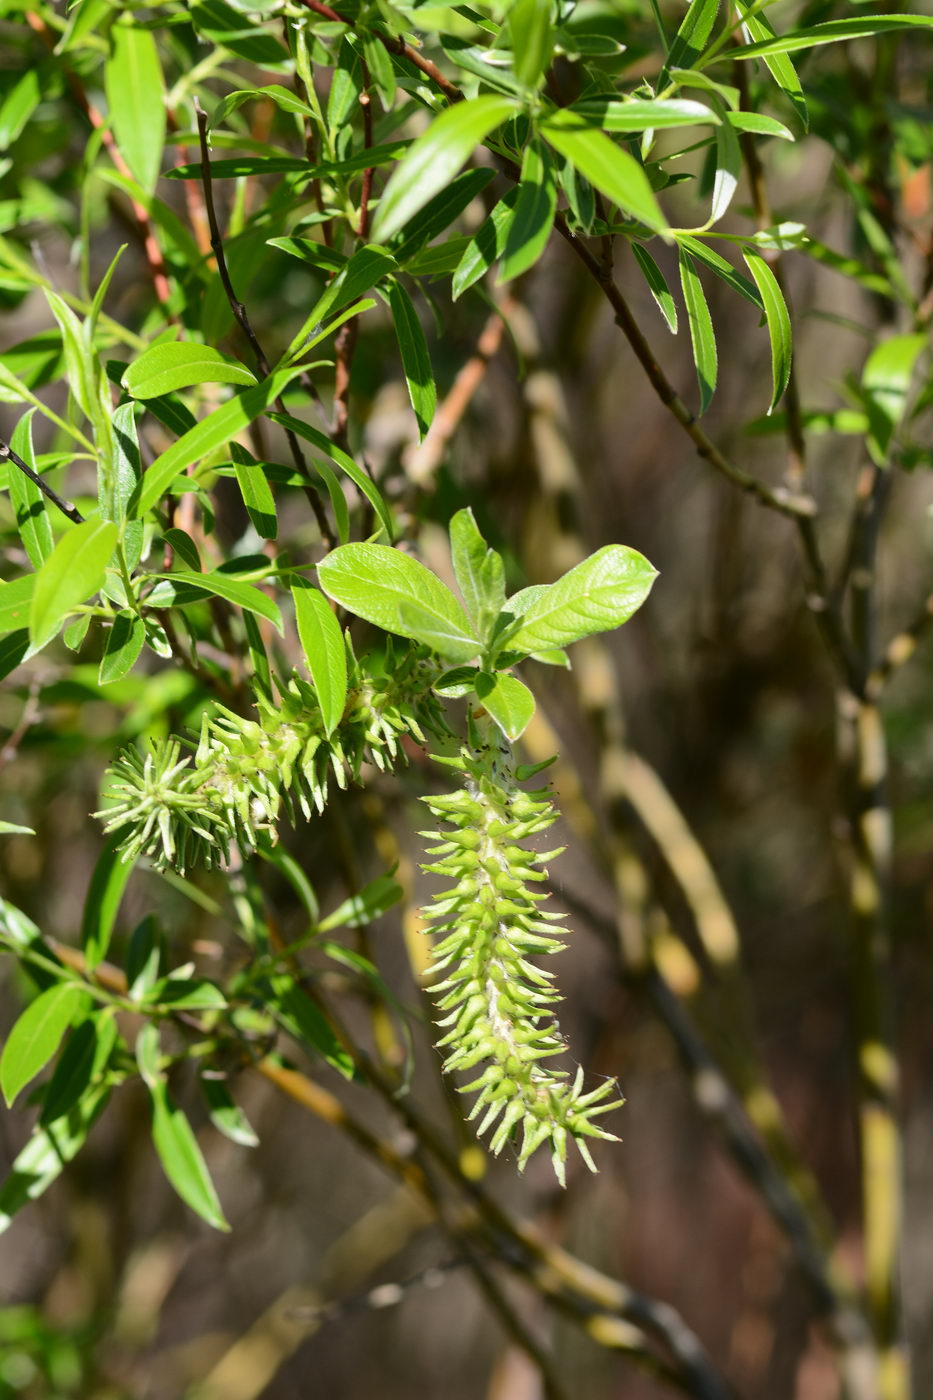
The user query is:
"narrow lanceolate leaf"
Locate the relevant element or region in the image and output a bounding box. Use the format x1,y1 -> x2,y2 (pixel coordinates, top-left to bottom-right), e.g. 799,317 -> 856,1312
9,409 -> 53,567
501,545 -> 658,656
82,833 -> 135,969
99,610 -> 146,684
292,584 -> 347,737
632,244 -> 678,333
452,188 -> 519,300
861,333 -> 927,466
387,280 -> 436,440
200,1076 -> 259,1148
230,443 -> 277,539
568,97 -> 719,131
0,577 -> 35,638
318,543 -> 480,665
29,519 -> 119,649
710,97 -> 740,224
663,0 -> 720,76
267,412 -> 394,542
726,15 -> 933,62
509,0 -> 554,88
318,873 -> 404,932
1,983 -> 87,1106
733,1 -> 806,130
132,365 -> 306,517
123,343 -> 257,399
541,111 -> 668,234
499,140 -> 557,284
0,1084 -> 110,1235
743,250 -> 792,415
678,248 -> 718,416
476,671 -> 536,741
371,96 -> 516,244
160,571 -> 284,633
111,402 -> 144,566
270,976 -> 355,1079
149,1079 -> 230,1230
105,19 -> 166,194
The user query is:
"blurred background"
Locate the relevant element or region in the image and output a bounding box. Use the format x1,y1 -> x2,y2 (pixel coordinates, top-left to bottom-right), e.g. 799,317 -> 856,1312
2,4 -> 933,1398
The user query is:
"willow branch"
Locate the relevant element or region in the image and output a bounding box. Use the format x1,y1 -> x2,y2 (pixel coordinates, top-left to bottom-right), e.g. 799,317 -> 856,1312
0,439 -> 85,524
192,101 -> 337,551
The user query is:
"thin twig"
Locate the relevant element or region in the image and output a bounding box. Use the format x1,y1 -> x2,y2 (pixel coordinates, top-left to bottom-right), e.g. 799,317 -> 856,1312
0,439 -> 85,524
296,0 -> 462,105
192,100 -> 337,551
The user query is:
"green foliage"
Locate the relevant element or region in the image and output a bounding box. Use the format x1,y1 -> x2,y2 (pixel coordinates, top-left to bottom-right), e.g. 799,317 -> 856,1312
0,0 -> 931,1286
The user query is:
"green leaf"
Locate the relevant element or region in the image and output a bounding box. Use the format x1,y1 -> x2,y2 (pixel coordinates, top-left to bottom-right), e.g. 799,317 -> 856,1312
267,412 -> 394,541
1,984 -> 87,1107
509,0 -> 554,88
99,610 -> 146,684
105,19 -> 166,195
743,250 -> 792,415
200,1076 -> 259,1148
452,188 -> 519,300
568,97 -> 719,131
0,578 -> 35,639
43,291 -> 98,425
0,1084 -> 110,1235
168,145 -> 406,181
123,343 -> 257,399
632,244 -> 677,333
501,544 -> 658,655
726,15 -> 933,62
271,976 -> 354,1079
476,671 -> 535,741
0,65 -> 41,151
710,96 -> 740,223
143,977 -> 227,1011
679,248 -> 718,416
318,873 -> 404,932
663,0 -> 720,74
391,168 -> 495,264
132,365 -> 306,517
541,111 -> 668,234
211,84 -> 315,129
318,543 -> 480,664
41,1015 -> 119,1126
387,279 -> 436,440
371,95 -> 516,243
29,520 -> 119,649
158,570 -> 284,633
82,832 -> 135,970
733,1 -> 807,132
292,584 -> 347,737
861,333 -> 927,466
9,409 -> 53,567
449,507 -> 505,640
149,1079 -> 230,1230
298,244 -> 397,335
499,139 -> 557,283
230,442 -> 277,539
676,234 -> 762,308
727,111 -> 794,142
111,402 -> 144,565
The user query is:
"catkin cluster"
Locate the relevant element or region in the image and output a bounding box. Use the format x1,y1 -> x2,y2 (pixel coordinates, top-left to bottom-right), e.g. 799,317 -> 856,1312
99,646 -> 445,871
421,731 -> 622,1183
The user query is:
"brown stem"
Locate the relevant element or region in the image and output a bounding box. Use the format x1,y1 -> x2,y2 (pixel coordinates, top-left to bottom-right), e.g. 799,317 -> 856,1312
0,439 -> 85,524
192,101 -> 337,551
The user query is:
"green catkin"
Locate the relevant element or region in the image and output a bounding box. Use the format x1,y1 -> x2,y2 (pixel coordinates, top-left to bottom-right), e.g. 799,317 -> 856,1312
98,645 -> 447,871
420,725 -> 624,1185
